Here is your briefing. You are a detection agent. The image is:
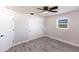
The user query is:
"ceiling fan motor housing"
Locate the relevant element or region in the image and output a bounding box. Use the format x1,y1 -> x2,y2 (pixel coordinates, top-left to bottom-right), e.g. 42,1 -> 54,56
44,6 -> 49,11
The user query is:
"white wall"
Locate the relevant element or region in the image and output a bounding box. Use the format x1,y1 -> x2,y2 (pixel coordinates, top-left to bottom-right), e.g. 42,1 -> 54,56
46,10 -> 79,46
15,13 -> 45,43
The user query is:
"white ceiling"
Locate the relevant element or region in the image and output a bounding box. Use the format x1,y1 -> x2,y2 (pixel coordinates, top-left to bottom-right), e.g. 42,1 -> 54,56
6,6 -> 79,16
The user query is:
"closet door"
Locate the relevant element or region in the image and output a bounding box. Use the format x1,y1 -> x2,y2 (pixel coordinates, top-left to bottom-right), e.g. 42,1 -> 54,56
28,15 -> 44,40
0,16 -> 15,52
15,14 -> 29,42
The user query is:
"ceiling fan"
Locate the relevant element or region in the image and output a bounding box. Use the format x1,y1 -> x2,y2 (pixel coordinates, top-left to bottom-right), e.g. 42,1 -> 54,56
30,6 -> 58,15
36,6 -> 58,14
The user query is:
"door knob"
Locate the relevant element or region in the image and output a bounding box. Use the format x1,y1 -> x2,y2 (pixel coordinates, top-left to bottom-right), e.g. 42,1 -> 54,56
0,35 -> 5,37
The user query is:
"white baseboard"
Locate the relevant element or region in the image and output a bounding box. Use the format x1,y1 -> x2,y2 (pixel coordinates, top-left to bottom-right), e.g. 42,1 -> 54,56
12,40 -> 30,47
47,35 -> 79,47
5,44 -> 13,52
12,36 -> 45,48
6,39 -> 32,52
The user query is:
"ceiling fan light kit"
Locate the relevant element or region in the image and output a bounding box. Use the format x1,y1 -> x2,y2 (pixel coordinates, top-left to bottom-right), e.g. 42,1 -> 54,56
44,11 -> 49,14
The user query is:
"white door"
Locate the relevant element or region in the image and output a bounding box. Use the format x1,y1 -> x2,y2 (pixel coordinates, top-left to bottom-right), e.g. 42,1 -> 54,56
28,15 -> 44,40
0,16 -> 15,52
15,14 -> 29,42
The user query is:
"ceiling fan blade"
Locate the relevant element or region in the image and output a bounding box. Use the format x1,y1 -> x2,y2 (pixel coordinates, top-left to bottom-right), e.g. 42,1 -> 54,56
37,8 -> 43,10
36,10 -> 45,14
49,6 -> 58,11
50,11 -> 58,12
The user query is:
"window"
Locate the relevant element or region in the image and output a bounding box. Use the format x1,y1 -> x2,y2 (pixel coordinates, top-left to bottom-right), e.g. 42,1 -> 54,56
57,18 -> 69,29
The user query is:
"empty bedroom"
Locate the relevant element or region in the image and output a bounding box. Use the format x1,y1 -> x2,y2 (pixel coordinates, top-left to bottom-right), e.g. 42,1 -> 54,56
0,6 -> 79,52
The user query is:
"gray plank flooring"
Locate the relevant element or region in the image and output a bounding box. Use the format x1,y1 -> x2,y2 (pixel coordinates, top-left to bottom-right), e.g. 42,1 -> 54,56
7,37 -> 79,52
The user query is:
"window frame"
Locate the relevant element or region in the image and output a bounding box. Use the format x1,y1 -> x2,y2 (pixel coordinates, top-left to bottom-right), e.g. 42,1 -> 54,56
56,18 -> 69,29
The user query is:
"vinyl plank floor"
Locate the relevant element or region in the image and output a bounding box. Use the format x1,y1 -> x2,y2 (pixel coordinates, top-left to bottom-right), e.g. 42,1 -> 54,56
7,37 -> 79,52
